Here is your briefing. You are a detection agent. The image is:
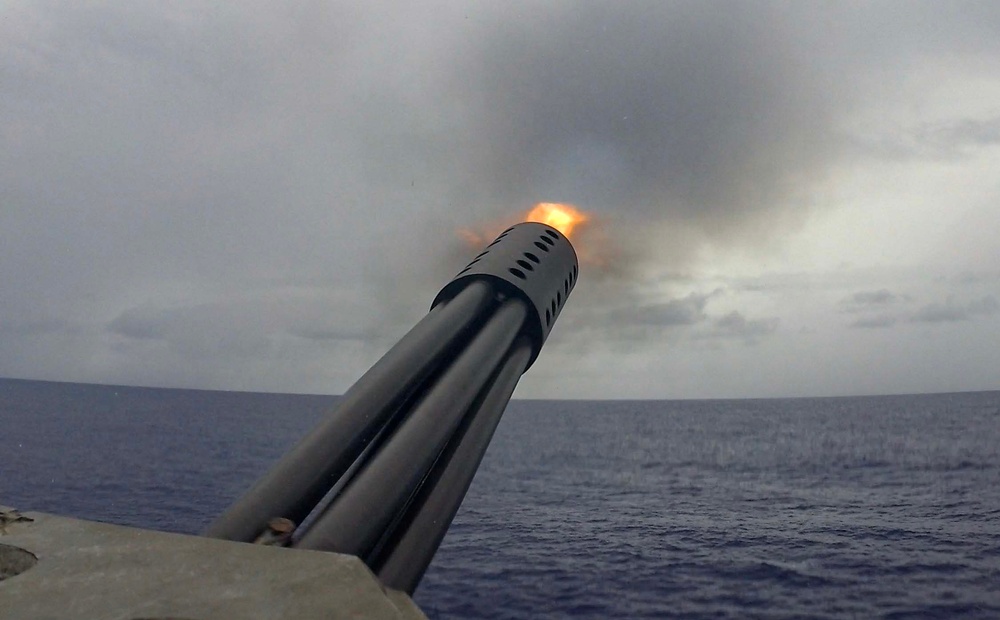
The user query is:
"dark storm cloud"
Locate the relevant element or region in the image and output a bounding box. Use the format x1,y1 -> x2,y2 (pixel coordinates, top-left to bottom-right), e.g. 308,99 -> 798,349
839,289 -> 905,313
703,311 -> 779,342
565,286 -> 777,347
923,118 -> 1000,150
911,295 -> 999,323
448,2 -> 841,255
3,1 -> 999,394
106,290 -> 384,366
954,271 -> 1000,285
967,296 -> 1000,316
0,316 -> 78,337
845,291 -> 999,327
609,290 -> 720,327
853,116 -> 1000,161
108,304 -> 271,359
851,290 -> 900,306
850,315 -> 899,329
911,303 -> 969,323
288,327 -> 370,343
109,308 -> 168,341
442,2 -> 1000,264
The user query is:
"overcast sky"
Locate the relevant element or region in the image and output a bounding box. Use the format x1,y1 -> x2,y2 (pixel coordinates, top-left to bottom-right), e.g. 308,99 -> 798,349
2,1 -> 999,399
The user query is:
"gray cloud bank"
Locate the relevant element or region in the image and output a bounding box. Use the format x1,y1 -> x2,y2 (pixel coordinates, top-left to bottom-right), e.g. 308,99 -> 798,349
850,315 -> 898,329
2,1 -> 999,394
610,291 -> 719,327
707,312 -> 780,342
850,115 -> 1000,161
839,289 -> 906,313
846,294 -> 998,329
911,295 -> 999,323
563,286 -> 778,348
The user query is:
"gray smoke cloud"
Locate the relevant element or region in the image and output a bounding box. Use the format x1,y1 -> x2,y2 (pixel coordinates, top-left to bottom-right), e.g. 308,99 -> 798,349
450,4 -> 834,242
442,3 -> 1000,265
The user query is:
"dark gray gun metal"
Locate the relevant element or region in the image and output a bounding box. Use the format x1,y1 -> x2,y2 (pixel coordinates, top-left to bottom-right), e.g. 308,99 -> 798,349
204,222 -> 579,593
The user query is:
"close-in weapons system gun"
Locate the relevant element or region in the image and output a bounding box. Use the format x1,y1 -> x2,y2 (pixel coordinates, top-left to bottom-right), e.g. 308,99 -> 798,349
206,221 -> 579,593
0,221 -> 579,618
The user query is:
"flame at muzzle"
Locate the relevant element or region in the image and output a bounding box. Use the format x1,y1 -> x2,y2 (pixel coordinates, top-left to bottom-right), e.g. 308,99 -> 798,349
457,202 -> 593,253
525,202 -> 590,239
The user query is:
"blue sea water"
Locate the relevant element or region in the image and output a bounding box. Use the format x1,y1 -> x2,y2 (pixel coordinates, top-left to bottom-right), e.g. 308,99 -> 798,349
1,378 -> 999,618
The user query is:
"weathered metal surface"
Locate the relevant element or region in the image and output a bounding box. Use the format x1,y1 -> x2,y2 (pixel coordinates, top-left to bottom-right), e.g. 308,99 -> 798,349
0,506 -> 426,620
203,224 -> 580,594
375,337 -> 534,593
294,300 -> 528,558
204,280 -> 494,544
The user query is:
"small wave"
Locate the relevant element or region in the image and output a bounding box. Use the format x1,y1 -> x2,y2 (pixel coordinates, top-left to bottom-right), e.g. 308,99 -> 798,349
721,559 -> 834,588
905,460 -> 997,473
885,561 -> 968,576
882,602 -> 1000,619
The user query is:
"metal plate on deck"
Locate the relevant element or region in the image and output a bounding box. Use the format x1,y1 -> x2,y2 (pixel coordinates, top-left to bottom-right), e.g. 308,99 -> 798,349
0,506 -> 426,620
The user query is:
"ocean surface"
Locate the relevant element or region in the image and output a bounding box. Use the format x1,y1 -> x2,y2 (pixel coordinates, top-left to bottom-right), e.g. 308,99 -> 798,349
1,378 -> 999,619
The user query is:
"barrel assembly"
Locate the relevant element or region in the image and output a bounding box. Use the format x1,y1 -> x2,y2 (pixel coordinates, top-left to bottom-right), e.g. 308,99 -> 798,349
206,222 -> 580,593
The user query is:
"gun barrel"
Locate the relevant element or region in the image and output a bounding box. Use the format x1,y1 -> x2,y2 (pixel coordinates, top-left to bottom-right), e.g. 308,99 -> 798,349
205,222 -> 579,593
203,280 -> 495,542
373,337 -> 534,592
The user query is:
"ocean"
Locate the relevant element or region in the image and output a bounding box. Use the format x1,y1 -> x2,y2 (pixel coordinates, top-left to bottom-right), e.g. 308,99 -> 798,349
1,378 -> 998,618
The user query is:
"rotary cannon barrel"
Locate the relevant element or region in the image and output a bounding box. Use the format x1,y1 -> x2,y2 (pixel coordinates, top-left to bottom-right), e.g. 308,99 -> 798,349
205,222 -> 579,593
